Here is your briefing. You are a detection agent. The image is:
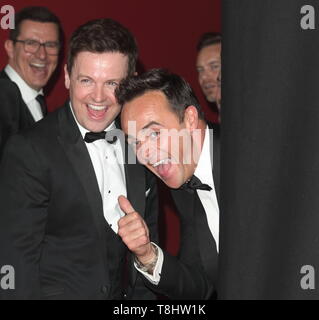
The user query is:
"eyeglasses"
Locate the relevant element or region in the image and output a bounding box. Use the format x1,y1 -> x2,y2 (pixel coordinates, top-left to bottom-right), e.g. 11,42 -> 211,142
14,39 -> 60,55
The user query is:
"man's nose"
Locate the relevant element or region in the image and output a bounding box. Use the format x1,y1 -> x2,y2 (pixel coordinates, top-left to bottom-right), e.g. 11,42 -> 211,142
35,44 -> 47,60
201,69 -> 217,81
137,141 -> 157,166
91,84 -> 107,102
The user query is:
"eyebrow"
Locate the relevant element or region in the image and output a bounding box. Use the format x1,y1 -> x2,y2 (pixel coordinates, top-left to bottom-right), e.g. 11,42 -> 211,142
142,121 -> 162,130
77,74 -> 93,80
125,121 -> 163,142
76,75 -> 123,83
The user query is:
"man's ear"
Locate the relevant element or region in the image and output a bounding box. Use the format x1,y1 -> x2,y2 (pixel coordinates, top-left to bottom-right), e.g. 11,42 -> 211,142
64,64 -> 70,89
4,40 -> 14,59
184,105 -> 199,131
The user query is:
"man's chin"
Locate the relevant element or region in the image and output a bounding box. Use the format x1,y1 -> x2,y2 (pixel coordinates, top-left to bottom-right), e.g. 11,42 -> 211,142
160,178 -> 182,190
28,80 -> 47,91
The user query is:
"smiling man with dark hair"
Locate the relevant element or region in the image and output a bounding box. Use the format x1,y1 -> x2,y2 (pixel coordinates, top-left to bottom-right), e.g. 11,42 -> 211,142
116,68 -> 220,299
0,18 -> 158,300
0,6 -> 63,158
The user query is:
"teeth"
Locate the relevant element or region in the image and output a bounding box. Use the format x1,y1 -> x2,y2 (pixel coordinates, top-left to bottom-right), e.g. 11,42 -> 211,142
30,63 -> 46,68
152,159 -> 170,168
88,104 -> 107,111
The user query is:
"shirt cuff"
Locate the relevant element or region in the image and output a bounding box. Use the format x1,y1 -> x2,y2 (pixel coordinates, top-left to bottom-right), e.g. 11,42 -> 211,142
134,242 -> 164,285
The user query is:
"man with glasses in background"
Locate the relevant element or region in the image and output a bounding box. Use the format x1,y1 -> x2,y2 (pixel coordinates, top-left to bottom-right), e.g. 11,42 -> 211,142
0,6 -> 62,158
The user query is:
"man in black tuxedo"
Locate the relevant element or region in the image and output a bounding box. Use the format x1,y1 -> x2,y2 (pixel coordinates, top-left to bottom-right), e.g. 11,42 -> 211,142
116,69 -> 219,299
0,19 -> 158,300
0,6 -> 63,158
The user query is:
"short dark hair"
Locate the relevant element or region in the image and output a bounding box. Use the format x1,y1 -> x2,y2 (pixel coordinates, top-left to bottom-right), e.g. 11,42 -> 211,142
67,19 -> 138,76
9,6 -> 63,44
197,32 -> 221,52
116,68 -> 205,122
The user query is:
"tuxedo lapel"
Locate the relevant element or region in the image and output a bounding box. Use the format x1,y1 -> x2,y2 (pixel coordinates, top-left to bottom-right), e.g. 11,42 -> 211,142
193,192 -> 218,288
21,102 -> 36,126
0,69 -> 36,126
116,125 -> 146,217
0,69 -> 9,80
171,188 -> 195,219
57,102 -> 105,239
116,124 -> 147,295
171,187 -> 218,293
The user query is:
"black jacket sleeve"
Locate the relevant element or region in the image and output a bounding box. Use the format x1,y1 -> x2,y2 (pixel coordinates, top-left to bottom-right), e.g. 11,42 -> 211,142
0,134 -> 49,299
0,80 -> 24,160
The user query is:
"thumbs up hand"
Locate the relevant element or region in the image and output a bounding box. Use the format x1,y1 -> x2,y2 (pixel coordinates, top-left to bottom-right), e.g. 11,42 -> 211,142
118,196 -> 156,265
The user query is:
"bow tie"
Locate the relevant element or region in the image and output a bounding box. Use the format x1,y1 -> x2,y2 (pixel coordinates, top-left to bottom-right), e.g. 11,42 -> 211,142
180,175 -> 212,193
84,131 -> 117,144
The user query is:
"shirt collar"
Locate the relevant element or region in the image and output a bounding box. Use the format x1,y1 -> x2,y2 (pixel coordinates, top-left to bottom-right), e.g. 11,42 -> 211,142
5,64 -> 43,104
194,126 -> 213,186
69,102 -> 116,139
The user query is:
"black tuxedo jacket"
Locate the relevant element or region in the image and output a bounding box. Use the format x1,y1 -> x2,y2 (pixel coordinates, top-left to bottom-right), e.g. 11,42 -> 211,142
0,102 -> 158,300
146,124 -> 220,299
0,70 -> 35,159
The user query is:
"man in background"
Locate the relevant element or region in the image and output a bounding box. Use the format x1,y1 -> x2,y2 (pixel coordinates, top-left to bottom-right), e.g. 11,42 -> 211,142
196,32 -> 221,120
0,6 -> 63,157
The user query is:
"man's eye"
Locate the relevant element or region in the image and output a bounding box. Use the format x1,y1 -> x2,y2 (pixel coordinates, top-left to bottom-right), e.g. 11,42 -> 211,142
45,42 -> 59,49
149,131 -> 160,139
80,79 -> 92,85
210,64 -> 221,71
25,40 -> 38,46
106,81 -> 118,87
128,139 -> 140,147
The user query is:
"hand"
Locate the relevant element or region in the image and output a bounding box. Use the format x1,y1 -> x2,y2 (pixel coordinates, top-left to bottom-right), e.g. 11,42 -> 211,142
118,195 -> 156,264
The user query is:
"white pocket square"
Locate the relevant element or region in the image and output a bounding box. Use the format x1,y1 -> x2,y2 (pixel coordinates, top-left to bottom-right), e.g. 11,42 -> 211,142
145,188 -> 151,197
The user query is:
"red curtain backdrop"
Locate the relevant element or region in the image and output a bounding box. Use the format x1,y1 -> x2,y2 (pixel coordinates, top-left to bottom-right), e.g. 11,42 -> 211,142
0,0 -> 221,255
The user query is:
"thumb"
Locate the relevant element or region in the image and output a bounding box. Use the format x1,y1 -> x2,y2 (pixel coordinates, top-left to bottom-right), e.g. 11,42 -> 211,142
118,195 -> 135,215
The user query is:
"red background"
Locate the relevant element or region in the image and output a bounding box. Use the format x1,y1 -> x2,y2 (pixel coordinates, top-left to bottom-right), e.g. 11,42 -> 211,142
0,0 -> 221,254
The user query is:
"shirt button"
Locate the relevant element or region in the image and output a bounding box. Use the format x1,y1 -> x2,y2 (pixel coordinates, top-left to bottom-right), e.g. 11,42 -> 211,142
101,285 -> 109,294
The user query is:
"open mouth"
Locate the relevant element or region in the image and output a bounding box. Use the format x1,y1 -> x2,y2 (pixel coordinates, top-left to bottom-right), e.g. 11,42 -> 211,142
30,62 -> 47,76
30,62 -> 46,69
87,104 -> 108,120
203,83 -> 216,90
151,158 -> 172,179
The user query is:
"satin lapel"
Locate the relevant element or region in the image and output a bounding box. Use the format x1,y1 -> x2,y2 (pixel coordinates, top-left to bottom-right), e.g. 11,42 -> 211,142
170,188 -> 195,221
118,133 -> 146,218
193,192 -> 218,288
171,187 -> 218,290
118,129 -> 146,294
22,101 -> 36,126
57,103 -> 105,239
0,69 -> 9,80
0,70 -> 36,126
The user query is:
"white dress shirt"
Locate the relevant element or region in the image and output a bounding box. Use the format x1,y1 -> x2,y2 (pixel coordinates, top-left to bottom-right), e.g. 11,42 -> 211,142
70,103 -> 127,234
5,64 -> 44,122
136,126 -> 219,284
194,126 -> 220,252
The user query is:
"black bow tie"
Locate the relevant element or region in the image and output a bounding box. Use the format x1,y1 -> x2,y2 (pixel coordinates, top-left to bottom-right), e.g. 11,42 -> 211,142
180,175 -> 212,193
84,131 -> 117,144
